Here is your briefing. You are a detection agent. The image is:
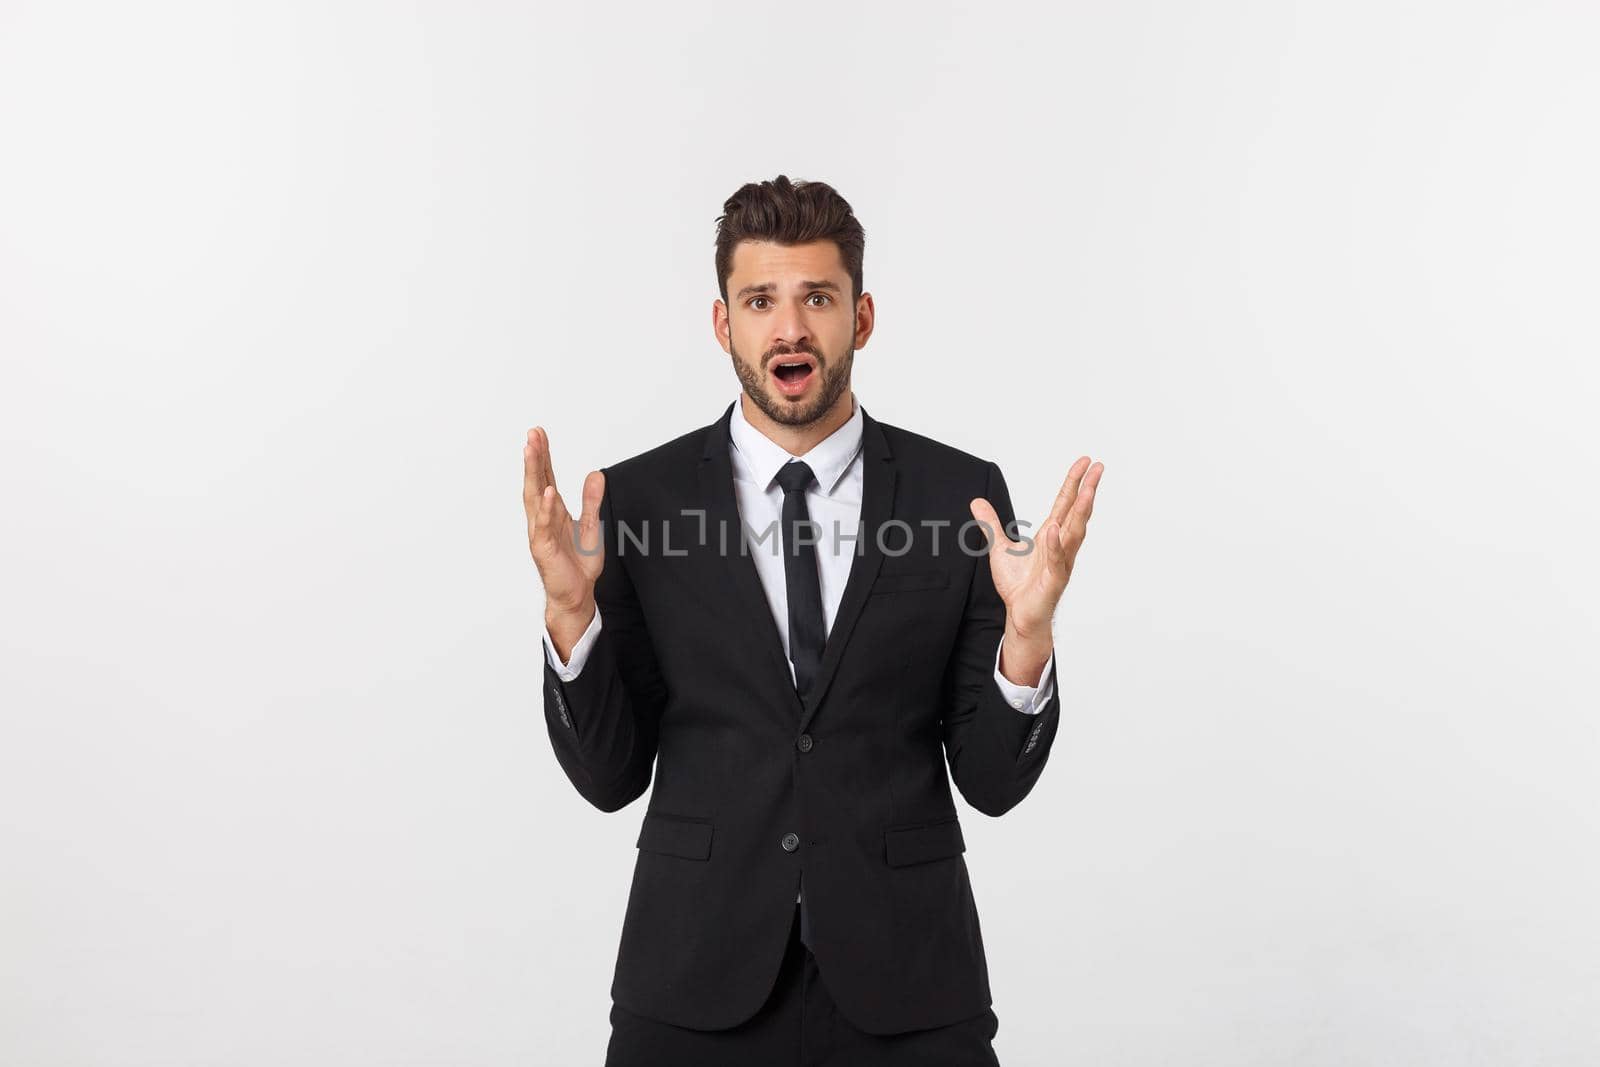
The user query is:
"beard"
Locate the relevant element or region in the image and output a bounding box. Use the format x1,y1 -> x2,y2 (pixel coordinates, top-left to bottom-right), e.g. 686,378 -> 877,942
729,338 -> 854,427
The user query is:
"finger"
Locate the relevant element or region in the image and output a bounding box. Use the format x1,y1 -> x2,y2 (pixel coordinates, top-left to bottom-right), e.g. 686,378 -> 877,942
537,427 -> 559,495
523,434 -> 546,521
529,482 -> 556,552
1064,461 -> 1103,538
1045,456 -> 1092,530
968,497 -> 1014,553
531,428 -> 550,489
534,482 -> 575,556
548,481 -> 574,527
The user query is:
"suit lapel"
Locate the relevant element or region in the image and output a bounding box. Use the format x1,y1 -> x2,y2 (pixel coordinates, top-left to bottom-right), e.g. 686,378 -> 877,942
696,402 -> 804,714
798,407 -> 896,734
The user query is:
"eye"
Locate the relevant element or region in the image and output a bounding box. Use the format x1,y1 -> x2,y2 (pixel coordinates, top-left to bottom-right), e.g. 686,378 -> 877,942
807,293 -> 831,306
749,296 -> 771,310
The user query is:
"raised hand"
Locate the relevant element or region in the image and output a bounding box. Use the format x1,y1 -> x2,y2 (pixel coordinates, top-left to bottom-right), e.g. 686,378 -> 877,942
969,457 -> 1103,683
523,426 -> 605,656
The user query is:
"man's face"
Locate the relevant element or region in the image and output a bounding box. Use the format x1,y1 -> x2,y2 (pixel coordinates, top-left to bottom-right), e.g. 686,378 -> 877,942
714,239 -> 872,427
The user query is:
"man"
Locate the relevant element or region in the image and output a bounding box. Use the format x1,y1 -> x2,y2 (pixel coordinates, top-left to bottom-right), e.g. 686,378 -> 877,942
523,175 -> 1102,1065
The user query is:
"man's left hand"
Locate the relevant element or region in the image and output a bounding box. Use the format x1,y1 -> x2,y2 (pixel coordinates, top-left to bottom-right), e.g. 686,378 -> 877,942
969,456 -> 1104,685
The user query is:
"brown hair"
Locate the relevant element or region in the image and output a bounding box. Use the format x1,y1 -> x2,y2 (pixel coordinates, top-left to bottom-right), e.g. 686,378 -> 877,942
714,175 -> 866,305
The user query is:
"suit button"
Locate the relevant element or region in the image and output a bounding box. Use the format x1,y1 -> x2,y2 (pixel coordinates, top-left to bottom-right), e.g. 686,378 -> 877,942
796,733 -> 813,752
781,832 -> 800,852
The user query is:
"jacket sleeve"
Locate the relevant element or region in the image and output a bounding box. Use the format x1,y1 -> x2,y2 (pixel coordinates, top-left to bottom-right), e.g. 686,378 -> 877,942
542,474 -> 668,812
941,460 -> 1063,817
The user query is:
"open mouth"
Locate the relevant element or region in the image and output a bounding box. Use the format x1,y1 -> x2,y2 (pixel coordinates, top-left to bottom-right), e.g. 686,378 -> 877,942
770,354 -> 817,397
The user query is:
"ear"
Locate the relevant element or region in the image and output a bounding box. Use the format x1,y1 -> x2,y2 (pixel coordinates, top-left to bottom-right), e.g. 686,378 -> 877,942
853,291 -> 876,349
711,298 -> 732,354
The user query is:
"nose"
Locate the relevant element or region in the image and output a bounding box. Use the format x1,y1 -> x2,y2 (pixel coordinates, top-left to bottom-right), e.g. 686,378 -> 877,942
771,306 -> 811,352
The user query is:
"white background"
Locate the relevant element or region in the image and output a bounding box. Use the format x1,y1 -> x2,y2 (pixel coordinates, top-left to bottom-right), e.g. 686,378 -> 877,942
3,1 -> 1597,1064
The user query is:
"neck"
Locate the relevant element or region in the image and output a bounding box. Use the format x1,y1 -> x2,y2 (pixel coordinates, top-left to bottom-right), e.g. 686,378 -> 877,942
741,388 -> 856,457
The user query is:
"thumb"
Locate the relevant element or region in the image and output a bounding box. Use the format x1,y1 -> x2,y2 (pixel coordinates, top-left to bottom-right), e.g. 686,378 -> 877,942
1041,520 -> 1069,578
579,470 -> 605,524
577,470 -> 606,548
968,497 -> 1008,552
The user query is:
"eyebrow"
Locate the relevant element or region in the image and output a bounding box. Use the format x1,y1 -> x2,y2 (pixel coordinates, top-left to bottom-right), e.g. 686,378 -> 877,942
734,280 -> 843,300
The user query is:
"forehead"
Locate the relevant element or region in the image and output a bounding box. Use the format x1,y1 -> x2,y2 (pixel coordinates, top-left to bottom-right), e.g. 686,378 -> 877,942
728,239 -> 847,284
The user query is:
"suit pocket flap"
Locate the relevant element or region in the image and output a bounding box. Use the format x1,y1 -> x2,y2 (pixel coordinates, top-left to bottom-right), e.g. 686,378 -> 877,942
871,569 -> 949,595
884,817 -> 966,867
637,813 -> 713,860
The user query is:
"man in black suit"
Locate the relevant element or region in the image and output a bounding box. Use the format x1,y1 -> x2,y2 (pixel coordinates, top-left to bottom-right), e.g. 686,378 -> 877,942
523,175 -> 1103,1065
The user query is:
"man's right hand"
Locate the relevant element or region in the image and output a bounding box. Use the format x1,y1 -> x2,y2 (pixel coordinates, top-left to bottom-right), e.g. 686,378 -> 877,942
523,426 -> 605,661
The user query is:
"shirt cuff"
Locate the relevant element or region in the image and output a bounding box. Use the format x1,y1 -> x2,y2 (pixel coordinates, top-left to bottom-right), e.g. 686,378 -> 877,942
543,610 -> 602,681
992,636 -> 1056,715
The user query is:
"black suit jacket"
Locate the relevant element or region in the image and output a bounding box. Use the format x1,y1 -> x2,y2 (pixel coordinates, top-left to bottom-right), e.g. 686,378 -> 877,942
542,401 -> 1062,1036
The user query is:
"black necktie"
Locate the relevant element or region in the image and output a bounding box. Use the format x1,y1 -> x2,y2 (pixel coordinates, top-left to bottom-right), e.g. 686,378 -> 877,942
774,461 -> 825,698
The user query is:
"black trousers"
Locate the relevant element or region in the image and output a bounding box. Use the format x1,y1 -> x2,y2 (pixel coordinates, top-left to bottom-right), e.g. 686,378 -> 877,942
604,905 -> 1002,1066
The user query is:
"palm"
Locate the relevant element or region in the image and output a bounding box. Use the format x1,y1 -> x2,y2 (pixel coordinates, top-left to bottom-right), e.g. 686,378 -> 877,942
523,426 -> 605,615
969,457 -> 1103,638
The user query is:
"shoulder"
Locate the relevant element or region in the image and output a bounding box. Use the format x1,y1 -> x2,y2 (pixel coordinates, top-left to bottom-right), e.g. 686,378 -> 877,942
871,415 -> 1024,529
592,411 -> 722,518
601,422 -> 710,481
872,416 -> 997,479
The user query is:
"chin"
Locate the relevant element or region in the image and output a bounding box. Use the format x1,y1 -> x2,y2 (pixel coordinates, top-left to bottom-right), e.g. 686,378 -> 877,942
747,390 -> 812,425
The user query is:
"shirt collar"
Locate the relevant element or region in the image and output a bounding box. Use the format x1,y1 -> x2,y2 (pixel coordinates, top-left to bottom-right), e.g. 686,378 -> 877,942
728,391 -> 864,496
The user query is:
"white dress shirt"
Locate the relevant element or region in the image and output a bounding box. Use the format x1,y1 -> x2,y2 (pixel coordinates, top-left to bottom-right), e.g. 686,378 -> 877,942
542,394 -> 1058,902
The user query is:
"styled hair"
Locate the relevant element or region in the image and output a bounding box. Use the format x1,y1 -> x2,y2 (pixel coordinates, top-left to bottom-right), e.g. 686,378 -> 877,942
714,175 -> 865,305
